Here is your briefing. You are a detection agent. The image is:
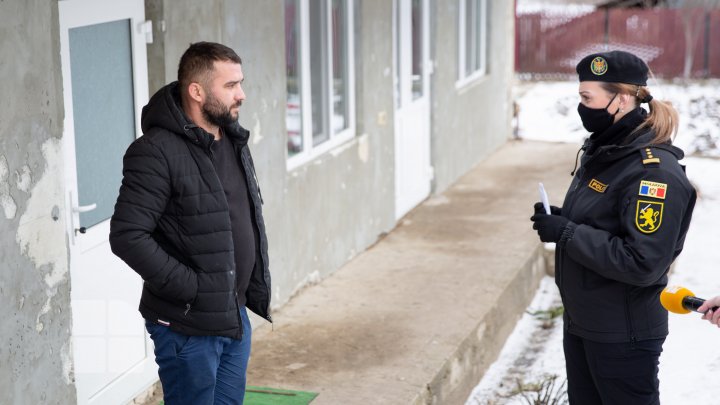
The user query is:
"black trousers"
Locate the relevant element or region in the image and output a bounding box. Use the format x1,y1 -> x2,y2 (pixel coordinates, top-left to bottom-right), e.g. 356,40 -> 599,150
564,331 -> 665,405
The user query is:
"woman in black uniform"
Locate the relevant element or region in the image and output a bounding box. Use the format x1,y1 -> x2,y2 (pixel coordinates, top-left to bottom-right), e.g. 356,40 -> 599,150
530,50 -> 696,404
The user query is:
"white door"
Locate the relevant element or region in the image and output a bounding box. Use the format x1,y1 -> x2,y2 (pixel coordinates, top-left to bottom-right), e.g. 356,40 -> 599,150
394,0 -> 433,220
58,1 -> 157,404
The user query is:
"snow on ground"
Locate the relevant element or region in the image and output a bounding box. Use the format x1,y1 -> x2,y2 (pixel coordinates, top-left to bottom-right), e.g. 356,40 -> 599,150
466,276 -> 566,405
467,80 -> 720,404
514,80 -> 720,157
660,156 -> 720,404
516,0 -> 596,17
516,3 -> 595,17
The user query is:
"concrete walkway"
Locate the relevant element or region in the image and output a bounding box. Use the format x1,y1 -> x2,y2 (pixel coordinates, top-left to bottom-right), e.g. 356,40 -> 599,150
246,140 -> 578,405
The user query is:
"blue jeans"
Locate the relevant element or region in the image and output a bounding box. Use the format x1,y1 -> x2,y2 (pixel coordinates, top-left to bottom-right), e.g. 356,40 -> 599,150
146,307 -> 252,405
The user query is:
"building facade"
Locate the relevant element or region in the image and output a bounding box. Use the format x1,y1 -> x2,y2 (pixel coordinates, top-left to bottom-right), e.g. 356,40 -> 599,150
0,0 -> 514,403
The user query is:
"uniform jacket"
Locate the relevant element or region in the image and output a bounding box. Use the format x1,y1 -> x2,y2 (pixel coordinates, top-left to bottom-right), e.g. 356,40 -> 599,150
556,108 -> 696,343
109,82 -> 271,339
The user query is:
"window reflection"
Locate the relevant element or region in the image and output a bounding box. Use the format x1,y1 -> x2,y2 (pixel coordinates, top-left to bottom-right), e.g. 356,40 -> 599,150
310,0 -> 329,146
411,0 -> 424,100
332,0 -> 349,133
285,0 -> 302,156
463,0 -> 487,77
285,0 -> 354,159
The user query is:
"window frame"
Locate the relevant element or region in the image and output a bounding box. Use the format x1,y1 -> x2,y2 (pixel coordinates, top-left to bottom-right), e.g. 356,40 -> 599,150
456,0 -> 488,89
286,0 -> 356,170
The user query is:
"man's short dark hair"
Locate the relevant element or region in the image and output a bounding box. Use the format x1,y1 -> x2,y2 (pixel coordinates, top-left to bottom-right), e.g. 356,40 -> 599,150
178,42 -> 242,96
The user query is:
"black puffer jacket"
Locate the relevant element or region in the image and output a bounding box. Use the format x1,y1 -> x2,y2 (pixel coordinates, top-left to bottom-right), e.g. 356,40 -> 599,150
110,82 -> 271,339
556,108 -> 696,343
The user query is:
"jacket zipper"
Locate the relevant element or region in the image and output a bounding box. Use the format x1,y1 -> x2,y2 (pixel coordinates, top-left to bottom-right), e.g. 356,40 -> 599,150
184,303 -> 191,315
240,149 -> 272,322
625,286 -> 636,345
249,163 -> 264,205
556,244 -> 572,331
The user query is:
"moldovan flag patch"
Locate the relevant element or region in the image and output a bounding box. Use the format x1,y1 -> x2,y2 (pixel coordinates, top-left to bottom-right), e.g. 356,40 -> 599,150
638,180 -> 667,199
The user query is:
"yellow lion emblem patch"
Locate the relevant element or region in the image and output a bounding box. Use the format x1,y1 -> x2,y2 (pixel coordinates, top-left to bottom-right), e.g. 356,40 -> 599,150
635,200 -> 663,234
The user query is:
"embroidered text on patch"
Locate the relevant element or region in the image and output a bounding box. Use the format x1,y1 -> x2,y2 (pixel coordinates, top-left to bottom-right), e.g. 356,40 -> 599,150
635,200 -> 663,234
638,180 -> 667,199
588,179 -> 608,193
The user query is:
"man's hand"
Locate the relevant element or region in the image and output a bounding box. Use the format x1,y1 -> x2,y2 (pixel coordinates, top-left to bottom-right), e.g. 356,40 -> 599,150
699,296 -> 720,327
530,212 -> 569,243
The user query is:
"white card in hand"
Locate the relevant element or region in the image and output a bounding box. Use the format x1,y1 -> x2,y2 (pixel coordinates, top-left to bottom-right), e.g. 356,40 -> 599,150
538,182 -> 551,215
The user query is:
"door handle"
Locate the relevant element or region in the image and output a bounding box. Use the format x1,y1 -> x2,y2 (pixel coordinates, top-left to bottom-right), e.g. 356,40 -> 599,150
73,203 -> 97,213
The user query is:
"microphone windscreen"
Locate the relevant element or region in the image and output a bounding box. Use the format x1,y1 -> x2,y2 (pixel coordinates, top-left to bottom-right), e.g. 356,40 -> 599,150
660,285 -> 695,314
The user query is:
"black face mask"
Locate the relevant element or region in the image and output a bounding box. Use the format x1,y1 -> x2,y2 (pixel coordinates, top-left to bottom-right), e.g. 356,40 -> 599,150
577,93 -> 619,133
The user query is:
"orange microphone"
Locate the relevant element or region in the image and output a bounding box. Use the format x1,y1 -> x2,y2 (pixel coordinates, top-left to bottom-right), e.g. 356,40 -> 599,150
660,286 -> 718,314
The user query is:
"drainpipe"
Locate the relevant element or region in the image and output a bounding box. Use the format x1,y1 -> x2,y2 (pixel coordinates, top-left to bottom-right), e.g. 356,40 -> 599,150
703,9 -> 710,79
603,8 -> 610,50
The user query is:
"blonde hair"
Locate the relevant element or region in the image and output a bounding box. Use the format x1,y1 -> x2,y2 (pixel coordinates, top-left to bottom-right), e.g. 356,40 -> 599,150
600,80 -> 679,144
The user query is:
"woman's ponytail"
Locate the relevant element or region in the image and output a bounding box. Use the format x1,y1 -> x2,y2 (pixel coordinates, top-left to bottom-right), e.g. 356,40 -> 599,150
642,95 -> 679,144
602,81 -> 679,144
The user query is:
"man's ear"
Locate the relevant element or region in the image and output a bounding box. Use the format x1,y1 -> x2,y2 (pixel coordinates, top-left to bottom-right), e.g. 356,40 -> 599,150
187,82 -> 204,103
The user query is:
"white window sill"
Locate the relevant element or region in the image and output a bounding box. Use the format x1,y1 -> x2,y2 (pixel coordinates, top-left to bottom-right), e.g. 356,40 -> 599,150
455,69 -> 488,92
286,129 -> 355,171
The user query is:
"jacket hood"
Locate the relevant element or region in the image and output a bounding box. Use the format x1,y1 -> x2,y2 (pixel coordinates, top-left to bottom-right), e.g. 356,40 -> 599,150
141,82 -> 251,147
607,131 -> 684,160
585,106 -> 685,166
587,132 -> 685,168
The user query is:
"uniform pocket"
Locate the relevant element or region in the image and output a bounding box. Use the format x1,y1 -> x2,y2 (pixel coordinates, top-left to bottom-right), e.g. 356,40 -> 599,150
581,265 -> 611,290
596,339 -> 663,379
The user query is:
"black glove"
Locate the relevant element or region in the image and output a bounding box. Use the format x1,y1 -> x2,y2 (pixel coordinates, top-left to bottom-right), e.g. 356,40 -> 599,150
533,202 -> 562,216
530,213 -> 569,243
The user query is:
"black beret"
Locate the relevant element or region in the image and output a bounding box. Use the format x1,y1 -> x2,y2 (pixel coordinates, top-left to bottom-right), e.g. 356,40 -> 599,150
576,50 -> 649,86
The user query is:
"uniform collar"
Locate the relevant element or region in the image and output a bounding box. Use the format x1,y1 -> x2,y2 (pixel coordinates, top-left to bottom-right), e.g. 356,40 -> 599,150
586,107 -> 647,155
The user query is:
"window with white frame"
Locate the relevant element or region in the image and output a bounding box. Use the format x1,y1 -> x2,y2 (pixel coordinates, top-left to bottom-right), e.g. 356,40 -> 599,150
458,0 -> 488,86
285,0 -> 355,166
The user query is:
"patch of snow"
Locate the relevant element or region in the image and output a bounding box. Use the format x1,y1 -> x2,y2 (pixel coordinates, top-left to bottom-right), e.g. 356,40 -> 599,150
660,156 -> 720,405
466,277 -> 566,404
515,80 -> 720,158
517,3 -> 596,17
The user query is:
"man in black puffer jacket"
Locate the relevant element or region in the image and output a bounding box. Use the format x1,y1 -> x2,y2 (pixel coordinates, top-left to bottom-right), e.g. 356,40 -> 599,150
110,42 -> 270,405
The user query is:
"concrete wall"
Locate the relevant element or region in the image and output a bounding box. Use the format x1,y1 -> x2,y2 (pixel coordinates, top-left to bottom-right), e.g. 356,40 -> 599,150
0,1 -> 514,402
0,1 -> 76,403
148,0 -> 397,309
431,0 -> 516,193
267,0 -> 397,304
145,0 -> 516,313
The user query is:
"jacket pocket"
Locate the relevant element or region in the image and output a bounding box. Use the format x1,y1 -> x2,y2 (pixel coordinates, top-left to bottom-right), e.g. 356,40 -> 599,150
146,266 -> 199,305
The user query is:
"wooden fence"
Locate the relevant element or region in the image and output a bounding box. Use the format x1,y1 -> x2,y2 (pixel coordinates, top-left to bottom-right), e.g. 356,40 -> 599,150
516,7 -> 720,79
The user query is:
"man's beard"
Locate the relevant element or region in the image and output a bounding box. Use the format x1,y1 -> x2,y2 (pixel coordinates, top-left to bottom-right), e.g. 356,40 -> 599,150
201,91 -> 241,128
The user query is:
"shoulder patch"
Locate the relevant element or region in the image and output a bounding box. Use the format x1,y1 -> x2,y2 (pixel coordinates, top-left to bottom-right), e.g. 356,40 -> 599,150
588,178 -> 608,193
642,147 -> 660,165
639,180 -> 667,199
635,200 -> 663,234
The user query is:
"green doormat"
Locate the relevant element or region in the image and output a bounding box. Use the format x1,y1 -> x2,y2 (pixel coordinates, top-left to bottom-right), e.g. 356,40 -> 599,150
245,386 -> 318,405
158,386 -> 317,405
